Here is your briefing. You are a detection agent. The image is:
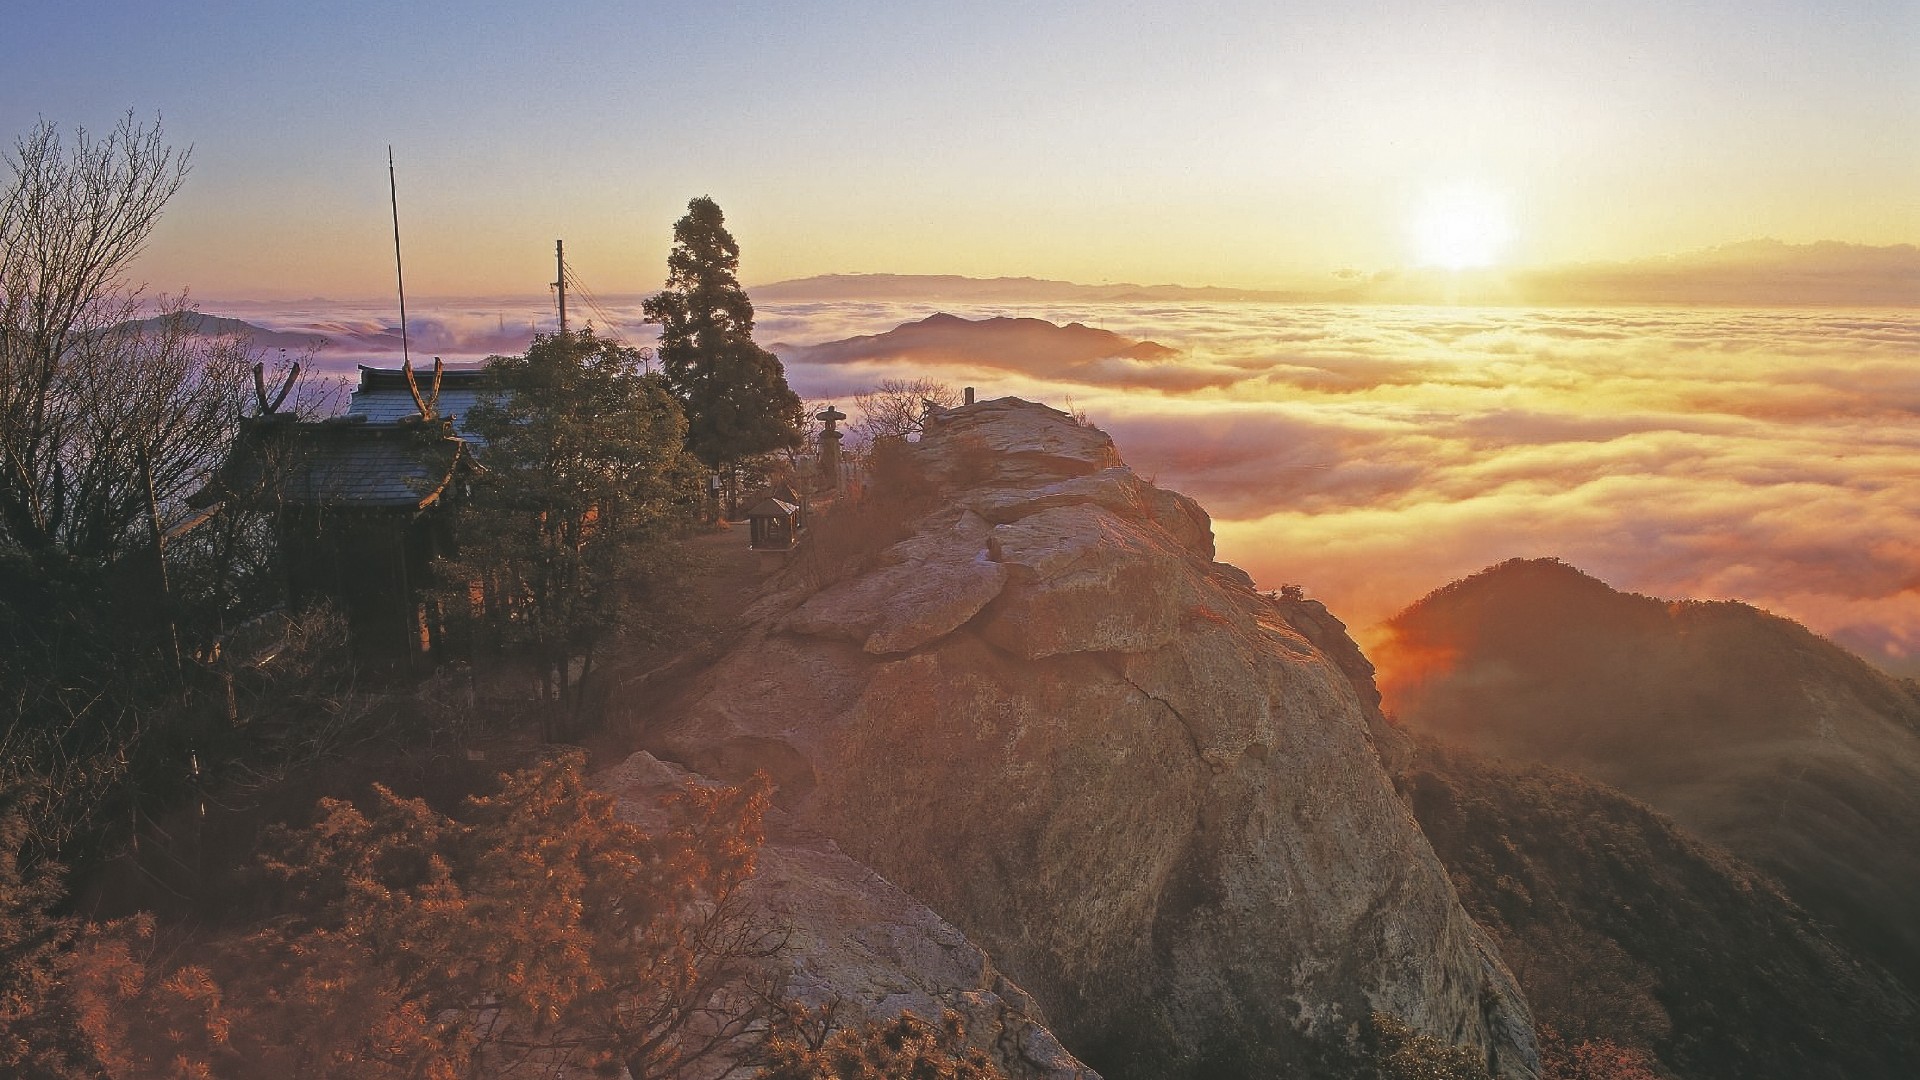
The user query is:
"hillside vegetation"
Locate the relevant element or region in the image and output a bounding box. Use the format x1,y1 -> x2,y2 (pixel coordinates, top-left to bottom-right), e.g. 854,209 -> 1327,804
1402,741 -> 1920,1080
1376,557 -> 1920,989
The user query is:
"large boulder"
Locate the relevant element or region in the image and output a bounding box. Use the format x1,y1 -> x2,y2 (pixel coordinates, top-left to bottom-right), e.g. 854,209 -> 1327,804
638,398 -> 1536,1078
599,752 -> 1098,1079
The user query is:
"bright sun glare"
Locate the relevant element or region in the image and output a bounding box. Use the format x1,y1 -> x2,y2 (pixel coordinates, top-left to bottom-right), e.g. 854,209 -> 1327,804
1410,184 -> 1514,270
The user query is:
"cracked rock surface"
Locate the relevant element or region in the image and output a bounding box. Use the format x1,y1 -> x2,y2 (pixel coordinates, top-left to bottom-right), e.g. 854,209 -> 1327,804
635,398 -> 1537,1078
600,752 -> 1098,1080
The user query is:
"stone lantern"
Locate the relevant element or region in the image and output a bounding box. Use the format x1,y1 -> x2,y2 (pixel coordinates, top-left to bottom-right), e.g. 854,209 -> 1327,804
816,404 -> 847,494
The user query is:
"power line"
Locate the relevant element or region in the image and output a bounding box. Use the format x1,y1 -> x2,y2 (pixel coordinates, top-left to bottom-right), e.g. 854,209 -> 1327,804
562,262 -> 654,365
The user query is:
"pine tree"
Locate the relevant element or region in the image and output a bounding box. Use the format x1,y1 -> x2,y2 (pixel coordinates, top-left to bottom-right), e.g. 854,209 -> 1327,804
642,197 -> 801,507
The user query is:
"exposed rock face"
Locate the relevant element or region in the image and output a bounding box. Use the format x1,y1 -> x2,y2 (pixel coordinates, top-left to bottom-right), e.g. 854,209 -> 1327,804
599,752 -> 1097,1080
639,398 -> 1536,1078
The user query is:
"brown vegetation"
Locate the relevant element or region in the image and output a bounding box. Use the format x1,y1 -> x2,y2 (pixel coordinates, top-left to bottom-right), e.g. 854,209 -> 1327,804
782,435 -> 937,592
757,1009 -> 1008,1080
55,754 -> 777,1079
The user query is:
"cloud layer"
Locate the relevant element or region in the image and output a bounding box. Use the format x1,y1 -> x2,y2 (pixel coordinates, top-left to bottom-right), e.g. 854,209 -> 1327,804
219,296 -> 1920,675
766,301 -> 1920,675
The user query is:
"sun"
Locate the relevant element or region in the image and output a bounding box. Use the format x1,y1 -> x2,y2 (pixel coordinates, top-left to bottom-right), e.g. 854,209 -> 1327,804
1410,184 -> 1514,270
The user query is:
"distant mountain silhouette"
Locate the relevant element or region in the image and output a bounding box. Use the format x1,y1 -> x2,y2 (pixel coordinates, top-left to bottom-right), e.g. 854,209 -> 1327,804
772,312 -> 1220,390
759,241 -> 1920,308
1510,239 -> 1920,308
117,312 -> 331,353
1376,557 -> 1920,990
115,312 -> 541,367
755,273 -> 1329,304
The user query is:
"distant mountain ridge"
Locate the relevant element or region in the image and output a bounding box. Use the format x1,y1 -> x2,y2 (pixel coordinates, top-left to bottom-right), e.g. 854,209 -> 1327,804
1375,557 -> 1920,992
759,240 -> 1920,307
118,312 -> 333,353
771,311 -> 1223,391
114,311 -> 539,370
1511,239 -> 1920,308
755,273 -> 1327,304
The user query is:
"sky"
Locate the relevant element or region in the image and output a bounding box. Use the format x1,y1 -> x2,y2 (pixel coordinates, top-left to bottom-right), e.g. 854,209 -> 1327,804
8,3 -> 1917,673
5,0 -> 1916,298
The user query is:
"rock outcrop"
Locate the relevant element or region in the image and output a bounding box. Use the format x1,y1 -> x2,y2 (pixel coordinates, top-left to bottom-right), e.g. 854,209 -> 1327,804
600,752 -> 1096,1079
635,398 -> 1536,1078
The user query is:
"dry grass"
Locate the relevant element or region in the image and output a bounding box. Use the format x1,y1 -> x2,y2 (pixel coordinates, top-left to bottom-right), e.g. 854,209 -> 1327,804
786,439 -> 936,590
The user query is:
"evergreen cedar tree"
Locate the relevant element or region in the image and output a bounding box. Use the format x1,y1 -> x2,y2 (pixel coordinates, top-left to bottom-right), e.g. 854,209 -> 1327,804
456,330 -> 701,725
642,197 -> 802,474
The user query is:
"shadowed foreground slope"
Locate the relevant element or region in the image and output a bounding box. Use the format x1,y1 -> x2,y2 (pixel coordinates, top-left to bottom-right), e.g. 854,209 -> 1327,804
1401,741 -> 1920,1080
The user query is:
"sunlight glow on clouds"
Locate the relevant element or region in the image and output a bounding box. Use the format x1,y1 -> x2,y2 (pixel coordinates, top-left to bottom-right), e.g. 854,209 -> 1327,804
763,301 -> 1920,674
217,297 -> 1920,675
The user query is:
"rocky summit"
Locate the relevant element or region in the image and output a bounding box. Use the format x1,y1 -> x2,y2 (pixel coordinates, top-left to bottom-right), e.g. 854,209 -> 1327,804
626,398 -> 1538,1079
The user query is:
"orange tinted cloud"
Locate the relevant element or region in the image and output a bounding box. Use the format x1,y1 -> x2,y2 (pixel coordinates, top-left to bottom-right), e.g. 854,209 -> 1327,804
224,296 -> 1920,675
772,302 -> 1920,674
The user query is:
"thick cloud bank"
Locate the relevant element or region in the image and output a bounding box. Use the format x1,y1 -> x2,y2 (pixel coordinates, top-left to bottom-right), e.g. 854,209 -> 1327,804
217,296 -> 1920,676
764,301 -> 1920,676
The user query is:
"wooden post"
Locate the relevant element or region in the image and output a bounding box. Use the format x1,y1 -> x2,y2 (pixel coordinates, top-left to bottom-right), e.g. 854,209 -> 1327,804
555,240 -> 567,333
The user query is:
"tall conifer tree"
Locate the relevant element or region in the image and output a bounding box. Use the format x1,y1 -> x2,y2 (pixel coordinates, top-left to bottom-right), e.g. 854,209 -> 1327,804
642,197 -> 801,500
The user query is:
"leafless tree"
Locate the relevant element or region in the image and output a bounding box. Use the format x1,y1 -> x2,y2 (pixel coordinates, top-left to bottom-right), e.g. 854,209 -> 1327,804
0,115 -> 280,860
850,378 -> 959,447
0,112 -> 243,564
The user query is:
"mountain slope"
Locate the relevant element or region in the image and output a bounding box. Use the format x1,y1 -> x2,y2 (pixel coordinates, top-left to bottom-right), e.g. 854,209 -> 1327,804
1402,741 -> 1920,1080
1374,557 -> 1920,988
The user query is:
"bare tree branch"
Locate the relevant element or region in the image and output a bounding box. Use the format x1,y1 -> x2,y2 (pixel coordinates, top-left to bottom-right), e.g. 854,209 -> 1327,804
850,378 -> 959,447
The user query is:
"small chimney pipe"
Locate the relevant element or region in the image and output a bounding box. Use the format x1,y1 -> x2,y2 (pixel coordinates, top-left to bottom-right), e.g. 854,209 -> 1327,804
964,386 -> 975,405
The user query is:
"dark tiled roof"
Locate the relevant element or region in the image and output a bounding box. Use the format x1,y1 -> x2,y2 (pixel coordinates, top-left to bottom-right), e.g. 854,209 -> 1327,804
348,365 -> 491,442
196,416 -> 472,510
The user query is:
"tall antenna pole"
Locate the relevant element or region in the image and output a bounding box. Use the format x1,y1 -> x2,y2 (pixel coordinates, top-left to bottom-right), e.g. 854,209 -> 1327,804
555,239 -> 568,334
389,147 -> 412,370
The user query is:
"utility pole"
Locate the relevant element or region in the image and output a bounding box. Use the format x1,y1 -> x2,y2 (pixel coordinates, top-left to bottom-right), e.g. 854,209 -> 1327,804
554,239 -> 567,333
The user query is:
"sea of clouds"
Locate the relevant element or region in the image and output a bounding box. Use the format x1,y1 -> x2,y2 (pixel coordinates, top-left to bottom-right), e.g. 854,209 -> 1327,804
218,296 -> 1920,676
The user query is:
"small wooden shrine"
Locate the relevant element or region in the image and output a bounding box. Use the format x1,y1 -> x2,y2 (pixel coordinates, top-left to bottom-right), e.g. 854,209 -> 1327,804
191,363 -> 483,667
746,497 -> 801,551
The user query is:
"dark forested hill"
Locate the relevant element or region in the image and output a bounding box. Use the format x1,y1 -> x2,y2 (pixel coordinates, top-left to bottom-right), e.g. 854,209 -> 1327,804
1375,557 -> 1920,993
1401,741 -> 1920,1080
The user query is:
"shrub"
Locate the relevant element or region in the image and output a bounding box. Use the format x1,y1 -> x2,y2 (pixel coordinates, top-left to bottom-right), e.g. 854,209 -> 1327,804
757,1009 -> 1007,1080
